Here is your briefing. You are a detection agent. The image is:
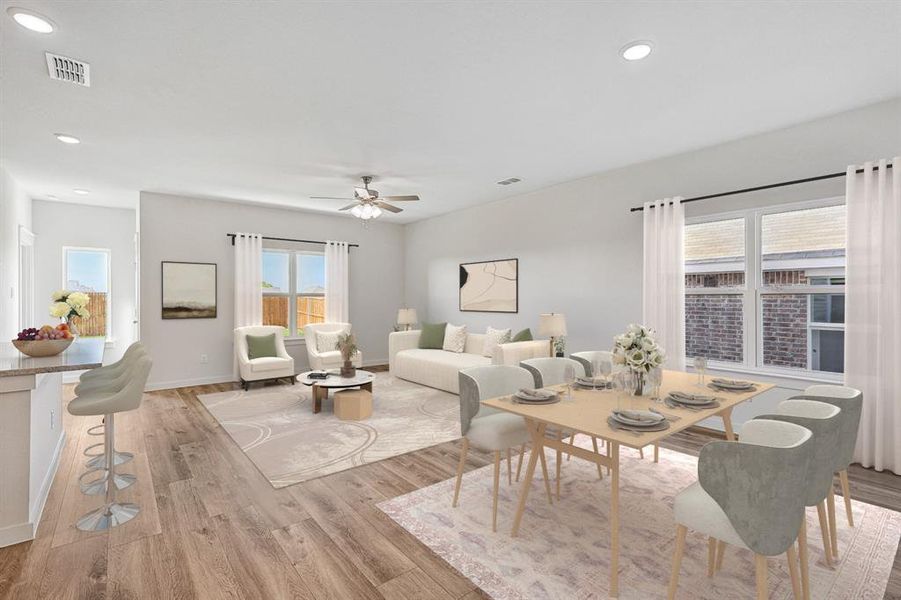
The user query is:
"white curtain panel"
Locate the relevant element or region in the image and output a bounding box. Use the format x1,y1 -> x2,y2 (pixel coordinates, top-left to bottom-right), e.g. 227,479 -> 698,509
325,240 -> 350,323
847,158 -> 901,473
642,197 -> 686,370
234,232 -> 263,328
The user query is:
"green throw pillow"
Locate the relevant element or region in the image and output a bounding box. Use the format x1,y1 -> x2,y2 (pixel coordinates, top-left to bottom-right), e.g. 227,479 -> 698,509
512,328 -> 533,342
418,322 -> 447,349
246,333 -> 278,359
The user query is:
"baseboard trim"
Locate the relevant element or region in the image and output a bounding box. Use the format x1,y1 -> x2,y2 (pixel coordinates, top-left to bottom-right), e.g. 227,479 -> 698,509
29,430 -> 66,526
0,520 -> 36,548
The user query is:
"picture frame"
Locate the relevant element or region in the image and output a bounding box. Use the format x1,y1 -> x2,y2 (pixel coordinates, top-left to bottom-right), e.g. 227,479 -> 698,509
161,261 -> 218,319
459,258 -> 518,313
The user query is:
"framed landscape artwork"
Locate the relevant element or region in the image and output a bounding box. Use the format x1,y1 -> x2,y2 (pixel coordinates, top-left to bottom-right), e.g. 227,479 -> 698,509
459,258 -> 518,313
161,261 -> 217,319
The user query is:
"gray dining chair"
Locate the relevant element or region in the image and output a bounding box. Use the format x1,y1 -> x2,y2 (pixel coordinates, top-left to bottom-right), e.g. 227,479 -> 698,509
455,365 -> 554,532
520,357 -> 605,498
668,419 -> 813,600
795,385 -> 863,531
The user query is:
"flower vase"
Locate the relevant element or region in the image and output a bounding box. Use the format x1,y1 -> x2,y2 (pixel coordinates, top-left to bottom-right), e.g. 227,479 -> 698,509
633,370 -> 645,396
340,360 -> 355,378
66,317 -> 79,337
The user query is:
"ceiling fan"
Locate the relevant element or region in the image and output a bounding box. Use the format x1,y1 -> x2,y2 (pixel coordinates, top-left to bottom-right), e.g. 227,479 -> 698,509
311,175 -> 420,220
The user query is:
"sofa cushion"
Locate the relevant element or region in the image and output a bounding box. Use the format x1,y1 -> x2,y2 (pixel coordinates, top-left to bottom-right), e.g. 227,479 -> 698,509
512,328 -> 533,342
442,324 -> 467,353
249,356 -> 292,373
246,333 -> 277,359
419,322 -> 447,349
483,327 -> 512,357
394,349 -> 489,393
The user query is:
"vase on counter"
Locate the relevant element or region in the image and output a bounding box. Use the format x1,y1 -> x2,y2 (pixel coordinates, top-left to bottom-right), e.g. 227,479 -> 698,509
66,317 -> 79,337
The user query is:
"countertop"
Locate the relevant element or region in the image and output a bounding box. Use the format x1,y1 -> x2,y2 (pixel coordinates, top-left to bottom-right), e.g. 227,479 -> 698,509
0,339 -> 105,377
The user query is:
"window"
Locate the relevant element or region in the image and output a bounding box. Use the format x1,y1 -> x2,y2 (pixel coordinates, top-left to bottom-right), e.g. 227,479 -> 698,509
63,247 -> 111,339
684,199 -> 845,377
262,249 -> 325,337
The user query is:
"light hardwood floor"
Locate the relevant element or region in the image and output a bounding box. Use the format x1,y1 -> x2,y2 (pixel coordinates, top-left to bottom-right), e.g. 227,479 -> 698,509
2,377 -> 900,599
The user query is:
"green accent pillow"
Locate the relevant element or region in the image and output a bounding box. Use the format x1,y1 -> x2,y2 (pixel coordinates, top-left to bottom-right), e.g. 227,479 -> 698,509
512,328 -> 533,342
246,333 -> 278,359
418,322 -> 447,349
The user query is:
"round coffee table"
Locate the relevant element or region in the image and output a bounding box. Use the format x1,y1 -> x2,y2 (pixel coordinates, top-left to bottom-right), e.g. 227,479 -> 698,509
297,370 -> 374,414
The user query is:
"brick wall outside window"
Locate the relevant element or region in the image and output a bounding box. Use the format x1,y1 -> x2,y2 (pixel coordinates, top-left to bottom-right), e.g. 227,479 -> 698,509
685,294 -> 743,362
761,294 -> 808,369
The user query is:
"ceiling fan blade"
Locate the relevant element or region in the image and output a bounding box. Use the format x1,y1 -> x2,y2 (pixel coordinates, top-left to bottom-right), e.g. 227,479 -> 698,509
380,195 -> 419,202
375,201 -> 403,213
354,187 -> 371,200
311,196 -> 354,200
338,203 -> 360,211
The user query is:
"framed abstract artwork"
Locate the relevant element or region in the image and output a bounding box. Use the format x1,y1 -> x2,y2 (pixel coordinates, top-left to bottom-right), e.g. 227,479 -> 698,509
459,258 -> 518,313
161,261 -> 217,319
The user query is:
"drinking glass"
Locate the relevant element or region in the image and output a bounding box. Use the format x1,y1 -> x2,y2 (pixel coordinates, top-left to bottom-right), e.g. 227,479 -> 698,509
599,361 -> 613,389
694,356 -> 708,387
591,359 -> 601,385
612,371 -> 625,410
563,364 -> 576,400
649,367 -> 663,403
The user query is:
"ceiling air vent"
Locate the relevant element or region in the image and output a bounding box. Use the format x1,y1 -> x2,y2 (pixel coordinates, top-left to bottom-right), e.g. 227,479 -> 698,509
45,52 -> 91,87
497,177 -> 521,186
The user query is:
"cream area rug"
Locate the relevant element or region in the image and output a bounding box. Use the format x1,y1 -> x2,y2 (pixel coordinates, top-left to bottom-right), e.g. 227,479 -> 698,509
379,442 -> 901,599
197,373 -> 460,488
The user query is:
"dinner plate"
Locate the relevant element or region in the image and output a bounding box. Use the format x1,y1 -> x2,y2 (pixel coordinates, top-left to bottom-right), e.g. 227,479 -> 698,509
513,389 -> 558,402
611,410 -> 665,427
666,397 -> 720,410
669,391 -> 718,405
711,378 -> 754,390
513,396 -> 560,405
607,416 -> 670,433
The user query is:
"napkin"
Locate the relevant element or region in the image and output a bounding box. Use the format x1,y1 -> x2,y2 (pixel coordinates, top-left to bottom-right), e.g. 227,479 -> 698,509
517,388 -> 556,400
669,391 -> 717,403
612,409 -> 661,424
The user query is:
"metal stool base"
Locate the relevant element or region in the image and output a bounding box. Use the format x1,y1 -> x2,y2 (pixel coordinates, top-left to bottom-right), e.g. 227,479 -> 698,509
86,451 -> 134,469
76,502 -> 140,531
80,471 -> 137,496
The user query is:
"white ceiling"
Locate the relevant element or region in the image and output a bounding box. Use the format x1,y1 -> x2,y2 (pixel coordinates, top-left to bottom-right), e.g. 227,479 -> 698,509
1,0 -> 899,222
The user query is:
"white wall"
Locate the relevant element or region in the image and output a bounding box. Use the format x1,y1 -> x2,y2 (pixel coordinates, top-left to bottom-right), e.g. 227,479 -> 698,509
0,167 -> 32,341
403,99 -> 901,428
32,200 -> 137,362
139,192 -> 405,390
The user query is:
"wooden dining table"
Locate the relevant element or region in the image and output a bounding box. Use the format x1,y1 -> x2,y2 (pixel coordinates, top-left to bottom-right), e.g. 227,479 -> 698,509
482,369 -> 774,598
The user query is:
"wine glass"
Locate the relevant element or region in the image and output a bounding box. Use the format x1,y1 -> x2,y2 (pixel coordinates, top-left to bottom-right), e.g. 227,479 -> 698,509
648,367 -> 663,403
694,356 -> 708,387
591,358 -> 601,386
612,371 -> 625,410
599,361 -> 613,389
563,364 -> 576,400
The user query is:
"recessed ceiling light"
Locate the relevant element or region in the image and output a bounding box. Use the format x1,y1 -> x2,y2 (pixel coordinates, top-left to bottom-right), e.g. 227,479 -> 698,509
54,133 -> 80,144
73,189 -> 89,195
7,7 -> 55,33
621,41 -> 653,61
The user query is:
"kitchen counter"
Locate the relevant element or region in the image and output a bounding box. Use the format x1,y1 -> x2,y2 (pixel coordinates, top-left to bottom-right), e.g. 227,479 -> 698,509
0,338 -> 104,377
0,338 -> 106,547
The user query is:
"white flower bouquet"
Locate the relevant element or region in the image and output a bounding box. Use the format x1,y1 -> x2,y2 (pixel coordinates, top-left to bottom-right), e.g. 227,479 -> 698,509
49,290 -> 91,323
612,324 -> 665,393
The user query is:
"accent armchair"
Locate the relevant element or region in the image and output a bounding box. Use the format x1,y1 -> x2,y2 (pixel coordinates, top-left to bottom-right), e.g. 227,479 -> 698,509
303,322 -> 362,371
235,325 -> 295,390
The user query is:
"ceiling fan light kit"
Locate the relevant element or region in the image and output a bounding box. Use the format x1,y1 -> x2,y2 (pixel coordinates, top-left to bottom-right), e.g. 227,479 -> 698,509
312,175 -> 420,221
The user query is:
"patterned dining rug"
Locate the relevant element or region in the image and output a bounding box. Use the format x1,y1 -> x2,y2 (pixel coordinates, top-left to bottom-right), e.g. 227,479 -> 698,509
379,443 -> 901,599
197,373 -> 459,488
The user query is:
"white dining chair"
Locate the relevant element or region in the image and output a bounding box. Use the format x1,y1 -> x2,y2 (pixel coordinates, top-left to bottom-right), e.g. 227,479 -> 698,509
668,419 -> 813,600
455,365 -> 554,532
520,357 -> 605,498
570,350 -> 613,377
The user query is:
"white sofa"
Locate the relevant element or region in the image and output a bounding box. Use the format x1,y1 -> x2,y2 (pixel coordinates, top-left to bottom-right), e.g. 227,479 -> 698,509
303,322 -> 363,371
388,329 -> 549,394
234,325 -> 295,390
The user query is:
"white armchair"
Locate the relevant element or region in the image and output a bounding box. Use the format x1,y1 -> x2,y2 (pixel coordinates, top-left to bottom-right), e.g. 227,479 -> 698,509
303,322 -> 363,371
235,326 -> 295,390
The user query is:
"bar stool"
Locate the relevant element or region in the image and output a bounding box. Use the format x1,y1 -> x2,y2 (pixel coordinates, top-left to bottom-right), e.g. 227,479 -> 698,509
68,355 -> 152,531
77,343 -> 146,470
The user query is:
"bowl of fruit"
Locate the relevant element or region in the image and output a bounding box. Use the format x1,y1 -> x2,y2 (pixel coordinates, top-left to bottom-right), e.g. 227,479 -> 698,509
12,324 -> 75,357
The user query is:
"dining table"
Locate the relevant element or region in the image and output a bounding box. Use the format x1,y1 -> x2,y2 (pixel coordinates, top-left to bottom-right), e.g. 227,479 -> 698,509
481,369 -> 774,597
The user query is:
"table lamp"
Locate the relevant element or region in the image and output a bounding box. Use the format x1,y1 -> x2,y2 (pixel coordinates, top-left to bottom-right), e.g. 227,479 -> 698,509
538,313 -> 567,357
397,308 -> 418,331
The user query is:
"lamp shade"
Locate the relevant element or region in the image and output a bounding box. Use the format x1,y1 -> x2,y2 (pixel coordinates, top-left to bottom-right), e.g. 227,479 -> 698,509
397,308 -> 418,325
538,313 -> 567,337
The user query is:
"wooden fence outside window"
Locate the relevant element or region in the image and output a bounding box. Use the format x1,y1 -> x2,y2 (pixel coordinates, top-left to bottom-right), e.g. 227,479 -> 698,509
262,295 -> 325,334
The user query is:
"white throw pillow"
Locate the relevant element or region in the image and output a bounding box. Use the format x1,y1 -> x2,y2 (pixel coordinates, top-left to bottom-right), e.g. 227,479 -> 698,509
316,330 -> 342,353
442,324 -> 467,353
483,327 -> 512,358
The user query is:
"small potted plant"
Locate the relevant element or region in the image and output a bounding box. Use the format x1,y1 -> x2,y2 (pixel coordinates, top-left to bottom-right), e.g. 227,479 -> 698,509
335,332 -> 358,377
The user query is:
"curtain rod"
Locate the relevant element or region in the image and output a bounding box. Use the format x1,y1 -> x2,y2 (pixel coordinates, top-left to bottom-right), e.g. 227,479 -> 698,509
225,234 -> 359,248
629,163 -> 895,213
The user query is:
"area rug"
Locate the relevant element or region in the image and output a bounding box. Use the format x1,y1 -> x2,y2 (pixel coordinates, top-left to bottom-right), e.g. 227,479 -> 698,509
197,373 -> 459,487
379,443 -> 901,599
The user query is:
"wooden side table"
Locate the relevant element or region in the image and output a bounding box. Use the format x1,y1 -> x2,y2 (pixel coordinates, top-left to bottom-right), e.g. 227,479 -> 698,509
333,389 -> 373,421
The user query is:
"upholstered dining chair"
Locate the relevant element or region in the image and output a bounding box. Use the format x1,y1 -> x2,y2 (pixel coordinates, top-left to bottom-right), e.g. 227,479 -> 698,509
668,419 -> 813,600
455,365 -> 554,532
570,350 -> 613,377
520,357 -> 605,497
795,385 -> 863,531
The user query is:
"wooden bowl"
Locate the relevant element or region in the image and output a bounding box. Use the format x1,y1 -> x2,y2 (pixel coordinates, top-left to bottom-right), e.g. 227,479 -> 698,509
12,338 -> 74,357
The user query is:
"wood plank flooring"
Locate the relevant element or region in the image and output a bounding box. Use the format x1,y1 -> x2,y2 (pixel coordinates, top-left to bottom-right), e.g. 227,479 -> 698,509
1,376 -> 900,599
